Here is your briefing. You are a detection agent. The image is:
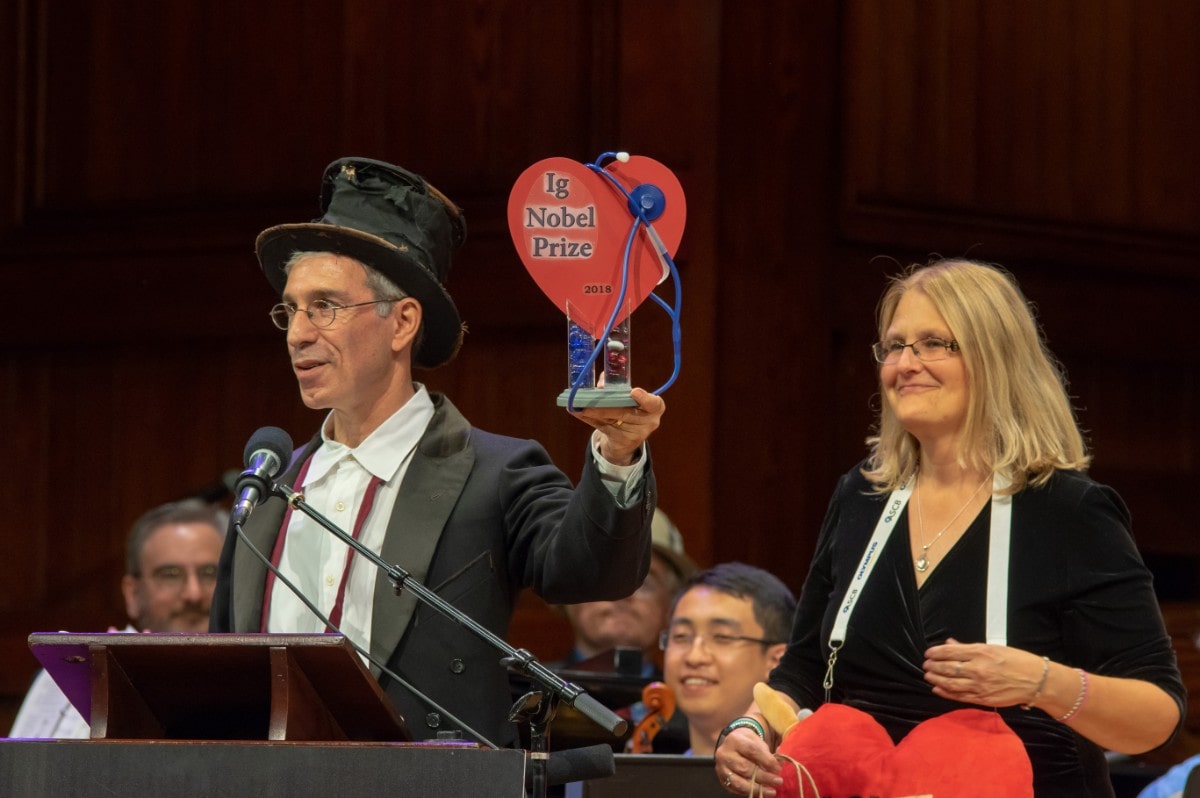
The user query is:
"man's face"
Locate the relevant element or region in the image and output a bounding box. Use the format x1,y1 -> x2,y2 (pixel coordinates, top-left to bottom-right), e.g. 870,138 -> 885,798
564,554 -> 679,660
121,522 -> 224,633
662,586 -> 784,737
282,254 -> 406,424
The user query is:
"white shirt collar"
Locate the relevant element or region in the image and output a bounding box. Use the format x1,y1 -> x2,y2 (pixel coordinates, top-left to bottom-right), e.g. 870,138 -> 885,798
305,384 -> 435,486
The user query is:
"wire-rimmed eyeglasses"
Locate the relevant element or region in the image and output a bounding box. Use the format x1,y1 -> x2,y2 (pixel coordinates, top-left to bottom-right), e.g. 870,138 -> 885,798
658,629 -> 778,652
269,298 -> 400,330
871,337 -> 960,365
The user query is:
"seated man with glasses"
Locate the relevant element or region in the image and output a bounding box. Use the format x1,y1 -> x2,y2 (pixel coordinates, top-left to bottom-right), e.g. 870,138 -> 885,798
661,562 -> 796,756
8,499 -> 227,738
558,508 -> 696,679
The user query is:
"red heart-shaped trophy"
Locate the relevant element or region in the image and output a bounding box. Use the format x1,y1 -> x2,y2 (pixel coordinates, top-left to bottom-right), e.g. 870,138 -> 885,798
507,156 -> 686,339
774,704 -> 1033,798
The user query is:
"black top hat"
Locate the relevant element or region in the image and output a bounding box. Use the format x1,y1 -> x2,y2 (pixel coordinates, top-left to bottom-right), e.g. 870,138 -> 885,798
256,157 -> 467,369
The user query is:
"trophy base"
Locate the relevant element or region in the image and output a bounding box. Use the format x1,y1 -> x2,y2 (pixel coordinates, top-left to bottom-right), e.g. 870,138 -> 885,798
556,388 -> 638,408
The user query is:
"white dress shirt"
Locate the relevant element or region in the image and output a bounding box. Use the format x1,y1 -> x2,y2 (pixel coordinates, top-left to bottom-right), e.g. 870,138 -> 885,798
8,624 -> 137,739
267,387 -> 434,654
266,384 -> 647,660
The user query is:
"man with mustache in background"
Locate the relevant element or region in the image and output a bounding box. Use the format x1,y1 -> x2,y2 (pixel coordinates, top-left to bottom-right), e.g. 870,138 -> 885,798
9,499 -> 227,738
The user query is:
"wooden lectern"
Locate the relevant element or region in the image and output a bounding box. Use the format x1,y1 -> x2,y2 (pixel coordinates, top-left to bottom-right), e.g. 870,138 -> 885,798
27,632 -> 408,741
3,632 -> 527,796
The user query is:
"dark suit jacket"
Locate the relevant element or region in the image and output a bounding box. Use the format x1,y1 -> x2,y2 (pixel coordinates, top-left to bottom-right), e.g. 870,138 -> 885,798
211,393 -> 656,747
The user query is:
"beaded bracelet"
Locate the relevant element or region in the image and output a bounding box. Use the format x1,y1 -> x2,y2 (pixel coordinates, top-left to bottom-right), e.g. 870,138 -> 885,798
715,716 -> 767,752
1058,668 -> 1089,722
1020,656 -> 1051,710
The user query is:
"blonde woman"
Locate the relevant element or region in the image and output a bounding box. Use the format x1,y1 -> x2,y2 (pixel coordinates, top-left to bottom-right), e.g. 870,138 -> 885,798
715,259 -> 1183,797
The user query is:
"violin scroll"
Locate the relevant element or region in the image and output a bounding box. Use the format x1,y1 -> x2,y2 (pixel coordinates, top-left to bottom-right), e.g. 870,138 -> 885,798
627,680 -> 676,753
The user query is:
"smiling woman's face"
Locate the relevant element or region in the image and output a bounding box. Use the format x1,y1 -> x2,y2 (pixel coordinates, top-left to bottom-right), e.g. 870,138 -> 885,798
880,289 -> 969,447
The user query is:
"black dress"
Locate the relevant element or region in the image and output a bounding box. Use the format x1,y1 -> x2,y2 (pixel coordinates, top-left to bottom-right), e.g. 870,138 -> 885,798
768,465 -> 1185,797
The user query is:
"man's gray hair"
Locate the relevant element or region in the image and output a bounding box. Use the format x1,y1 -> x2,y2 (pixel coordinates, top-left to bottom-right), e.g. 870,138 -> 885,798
125,499 -> 228,576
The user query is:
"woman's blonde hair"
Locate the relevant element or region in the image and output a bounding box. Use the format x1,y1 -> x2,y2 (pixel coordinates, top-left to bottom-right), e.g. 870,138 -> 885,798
863,259 -> 1090,493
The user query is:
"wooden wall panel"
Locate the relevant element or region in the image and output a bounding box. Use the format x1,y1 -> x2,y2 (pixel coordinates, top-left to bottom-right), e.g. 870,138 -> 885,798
840,0 -> 1200,274
1011,266 -> 1199,559
710,1 -> 842,577
0,0 -> 30,238
0,0 -> 726,724
1,0 -> 1197,743
835,0 -> 1200,579
608,0 -> 720,562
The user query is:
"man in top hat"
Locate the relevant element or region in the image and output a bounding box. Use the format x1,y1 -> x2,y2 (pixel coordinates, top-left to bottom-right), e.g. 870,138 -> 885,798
210,157 -> 666,748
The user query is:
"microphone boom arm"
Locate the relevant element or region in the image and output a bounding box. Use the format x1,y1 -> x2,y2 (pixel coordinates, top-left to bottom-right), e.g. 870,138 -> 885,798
273,481 -> 628,739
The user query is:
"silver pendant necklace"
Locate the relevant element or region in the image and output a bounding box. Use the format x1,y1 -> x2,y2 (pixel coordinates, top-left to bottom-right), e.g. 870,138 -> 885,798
914,474 -> 991,572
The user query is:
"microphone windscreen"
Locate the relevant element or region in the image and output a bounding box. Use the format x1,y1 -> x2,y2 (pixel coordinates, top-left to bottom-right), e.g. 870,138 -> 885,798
243,426 -> 294,469
543,744 -> 616,785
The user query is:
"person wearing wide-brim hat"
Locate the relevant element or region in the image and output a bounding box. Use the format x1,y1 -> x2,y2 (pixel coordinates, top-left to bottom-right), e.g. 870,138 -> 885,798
558,507 -> 697,677
211,156 -> 668,750
255,157 -> 467,370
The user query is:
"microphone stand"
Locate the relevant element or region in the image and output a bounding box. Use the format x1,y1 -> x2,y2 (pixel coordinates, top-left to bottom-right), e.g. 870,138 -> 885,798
272,482 -> 628,798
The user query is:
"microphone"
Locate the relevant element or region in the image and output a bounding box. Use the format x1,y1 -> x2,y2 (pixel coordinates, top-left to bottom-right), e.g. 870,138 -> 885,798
232,426 -> 293,526
539,744 -> 616,786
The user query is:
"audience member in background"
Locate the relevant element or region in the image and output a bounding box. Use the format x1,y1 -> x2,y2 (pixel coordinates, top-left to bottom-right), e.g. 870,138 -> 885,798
660,562 -> 795,755
559,508 -> 696,677
8,499 -> 227,739
1137,753 -> 1200,798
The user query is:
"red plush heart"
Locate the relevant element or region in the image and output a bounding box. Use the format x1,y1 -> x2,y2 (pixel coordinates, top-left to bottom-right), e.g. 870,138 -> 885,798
774,704 -> 1033,798
507,156 -> 686,339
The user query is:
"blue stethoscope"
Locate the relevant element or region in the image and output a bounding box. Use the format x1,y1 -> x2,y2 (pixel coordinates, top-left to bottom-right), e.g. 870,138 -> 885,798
563,151 -> 683,412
